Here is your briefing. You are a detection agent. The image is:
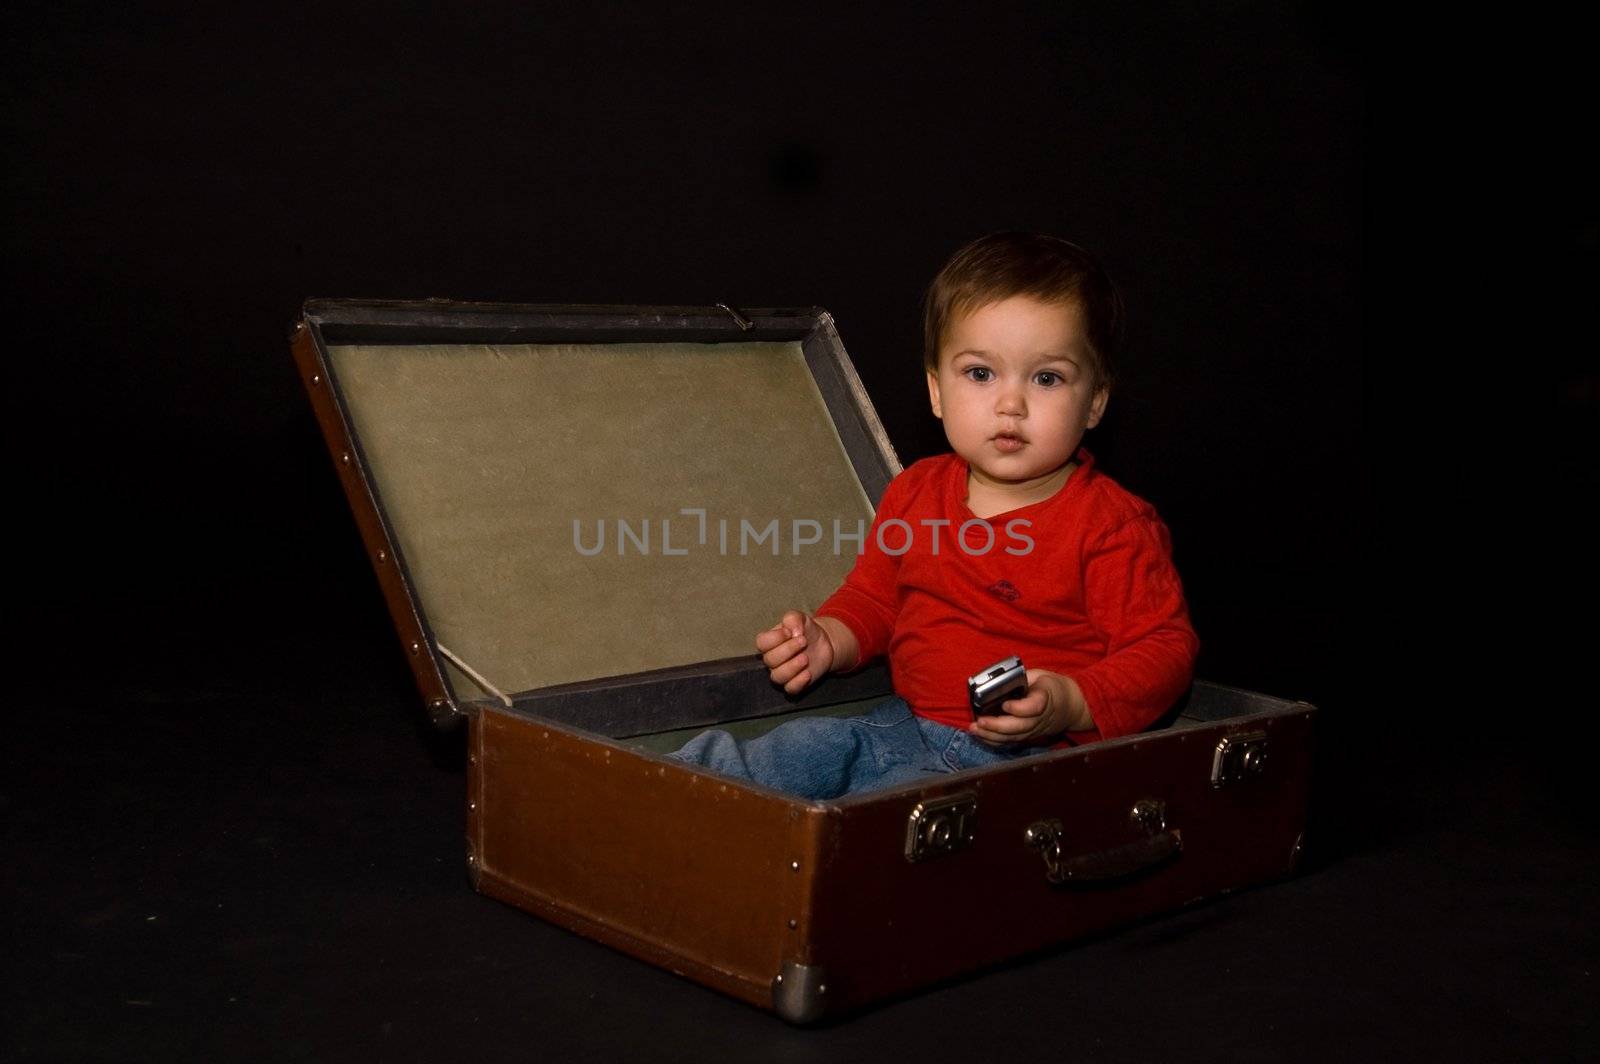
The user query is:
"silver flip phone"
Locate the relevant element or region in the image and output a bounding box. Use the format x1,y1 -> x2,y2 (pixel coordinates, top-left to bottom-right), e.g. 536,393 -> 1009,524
967,655 -> 1027,718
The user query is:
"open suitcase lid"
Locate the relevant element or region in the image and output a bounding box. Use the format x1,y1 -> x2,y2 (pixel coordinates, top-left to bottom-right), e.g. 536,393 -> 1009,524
292,300 -> 902,726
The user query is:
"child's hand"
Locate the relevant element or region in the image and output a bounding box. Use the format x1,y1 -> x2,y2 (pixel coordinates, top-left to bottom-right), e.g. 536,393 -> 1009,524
755,610 -> 838,696
970,669 -> 1092,746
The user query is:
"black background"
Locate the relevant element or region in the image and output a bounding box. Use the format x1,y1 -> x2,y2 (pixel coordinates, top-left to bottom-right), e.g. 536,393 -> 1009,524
5,3 -> 1594,1061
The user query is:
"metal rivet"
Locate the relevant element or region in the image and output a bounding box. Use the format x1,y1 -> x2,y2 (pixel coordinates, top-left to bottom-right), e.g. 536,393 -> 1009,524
468,756 -> 476,765
469,801 -> 477,811
377,550 -> 387,563
819,984 -> 827,994
787,919 -> 798,929
774,974 -> 784,984
311,374 -> 321,386
409,641 -> 421,655
341,452 -> 351,465
790,861 -> 800,872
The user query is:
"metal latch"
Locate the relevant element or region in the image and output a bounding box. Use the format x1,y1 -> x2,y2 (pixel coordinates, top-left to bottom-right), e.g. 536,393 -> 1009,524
904,792 -> 977,862
1211,731 -> 1269,787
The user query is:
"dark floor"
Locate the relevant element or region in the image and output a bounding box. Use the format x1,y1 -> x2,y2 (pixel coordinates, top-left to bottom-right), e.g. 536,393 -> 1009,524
4,624 -> 1593,1064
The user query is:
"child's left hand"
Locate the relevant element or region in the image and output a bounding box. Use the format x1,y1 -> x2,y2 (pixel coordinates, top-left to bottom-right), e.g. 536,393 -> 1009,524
969,669 -> 1092,746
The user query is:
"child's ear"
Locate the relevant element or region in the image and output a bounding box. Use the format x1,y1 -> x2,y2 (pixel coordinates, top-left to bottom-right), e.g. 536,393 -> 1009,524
1086,387 -> 1110,429
927,370 -> 943,419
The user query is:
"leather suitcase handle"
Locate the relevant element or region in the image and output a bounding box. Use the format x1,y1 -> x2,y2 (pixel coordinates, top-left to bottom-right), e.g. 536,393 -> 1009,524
1025,799 -> 1183,886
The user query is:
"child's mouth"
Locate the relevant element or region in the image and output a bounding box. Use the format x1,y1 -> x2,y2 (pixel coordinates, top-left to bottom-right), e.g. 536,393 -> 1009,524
992,433 -> 1025,453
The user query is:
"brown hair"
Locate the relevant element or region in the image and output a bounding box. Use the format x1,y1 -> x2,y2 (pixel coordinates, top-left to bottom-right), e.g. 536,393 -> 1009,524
922,231 -> 1125,394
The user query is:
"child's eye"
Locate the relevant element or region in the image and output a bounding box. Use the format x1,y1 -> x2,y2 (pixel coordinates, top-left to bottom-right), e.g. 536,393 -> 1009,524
964,367 -> 993,383
1034,371 -> 1061,386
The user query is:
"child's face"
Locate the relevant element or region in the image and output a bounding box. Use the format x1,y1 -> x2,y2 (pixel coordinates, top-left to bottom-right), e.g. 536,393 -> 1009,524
927,295 -> 1109,494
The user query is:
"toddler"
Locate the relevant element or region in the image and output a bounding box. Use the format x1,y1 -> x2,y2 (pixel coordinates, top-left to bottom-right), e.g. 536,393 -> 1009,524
669,232 -> 1199,798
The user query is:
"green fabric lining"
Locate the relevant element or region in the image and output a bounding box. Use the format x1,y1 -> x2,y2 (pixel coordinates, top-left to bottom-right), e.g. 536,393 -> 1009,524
328,341 -> 876,699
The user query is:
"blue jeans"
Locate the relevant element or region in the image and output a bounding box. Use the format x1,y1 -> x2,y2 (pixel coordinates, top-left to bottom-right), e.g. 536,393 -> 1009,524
665,696 -> 1053,800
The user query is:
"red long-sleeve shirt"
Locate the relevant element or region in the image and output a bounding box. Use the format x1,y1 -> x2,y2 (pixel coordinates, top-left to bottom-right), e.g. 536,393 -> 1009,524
816,449 -> 1199,747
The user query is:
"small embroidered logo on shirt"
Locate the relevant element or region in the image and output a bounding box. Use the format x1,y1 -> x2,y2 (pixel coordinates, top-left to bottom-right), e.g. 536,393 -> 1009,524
986,579 -> 1021,602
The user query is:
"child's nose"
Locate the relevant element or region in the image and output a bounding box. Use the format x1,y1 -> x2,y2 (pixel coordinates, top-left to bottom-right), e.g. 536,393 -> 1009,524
996,384 -> 1026,416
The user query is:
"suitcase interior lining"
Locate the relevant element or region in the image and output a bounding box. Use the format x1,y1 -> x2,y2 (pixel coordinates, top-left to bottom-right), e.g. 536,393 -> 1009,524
324,339 -> 878,703
583,680 -> 1266,755
619,693 -> 892,754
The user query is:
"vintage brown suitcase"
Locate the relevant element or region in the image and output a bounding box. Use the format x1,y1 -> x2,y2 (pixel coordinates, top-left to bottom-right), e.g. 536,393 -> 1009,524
291,299 -> 1317,1023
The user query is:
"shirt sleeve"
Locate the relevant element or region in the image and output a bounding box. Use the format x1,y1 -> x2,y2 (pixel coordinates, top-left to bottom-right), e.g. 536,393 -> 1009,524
814,474 -> 909,669
1070,511 -> 1200,739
